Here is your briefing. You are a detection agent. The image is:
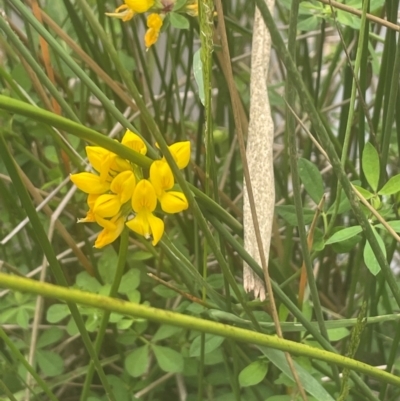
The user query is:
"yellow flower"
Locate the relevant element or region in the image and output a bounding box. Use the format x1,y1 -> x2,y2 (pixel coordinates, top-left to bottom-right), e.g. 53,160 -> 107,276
126,179 -> 164,245
70,172 -> 110,194
121,130 -> 147,155
93,170 -> 136,218
150,160 -> 188,213
78,194 -> 99,223
85,146 -> 117,182
168,141 -> 190,169
93,194 -> 121,218
106,0 -> 154,22
185,1 -> 198,16
145,13 -> 163,48
95,215 -> 125,248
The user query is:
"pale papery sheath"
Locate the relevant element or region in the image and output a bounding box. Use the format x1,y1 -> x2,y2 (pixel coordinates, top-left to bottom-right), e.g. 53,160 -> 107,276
243,0 -> 275,300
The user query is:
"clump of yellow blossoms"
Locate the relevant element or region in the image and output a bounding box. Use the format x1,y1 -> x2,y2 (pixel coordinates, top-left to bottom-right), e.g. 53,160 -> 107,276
106,0 -> 198,49
70,130 -> 190,248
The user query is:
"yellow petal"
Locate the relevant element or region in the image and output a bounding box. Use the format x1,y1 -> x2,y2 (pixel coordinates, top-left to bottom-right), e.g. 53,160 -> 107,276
125,0 -> 154,13
70,173 -> 110,194
78,209 -> 96,223
94,216 -> 125,248
121,130 -> 147,155
95,214 -> 117,230
114,157 -> 132,172
126,211 -> 164,246
150,159 -> 174,195
93,194 -> 121,218
131,179 -> 157,213
169,141 -> 190,169
87,193 -> 100,209
110,170 -> 136,204
105,5 -> 134,21
144,13 -> 163,48
159,191 -> 188,213
147,212 -> 164,245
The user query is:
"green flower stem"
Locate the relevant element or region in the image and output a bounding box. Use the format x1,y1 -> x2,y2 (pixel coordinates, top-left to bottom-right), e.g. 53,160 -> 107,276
0,272 -> 399,387
7,0 -> 151,153
0,134 -> 117,401
0,327 -> 59,401
80,228 -> 129,401
253,0 -> 400,311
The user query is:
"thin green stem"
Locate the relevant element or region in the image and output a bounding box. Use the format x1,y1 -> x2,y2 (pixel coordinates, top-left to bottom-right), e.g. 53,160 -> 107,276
0,133 -> 117,401
0,327 -> 59,401
0,272 -> 399,387
80,228 -> 129,401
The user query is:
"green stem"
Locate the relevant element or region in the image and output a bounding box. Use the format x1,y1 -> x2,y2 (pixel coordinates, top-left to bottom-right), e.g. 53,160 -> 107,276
0,134 -> 117,401
80,228 -> 129,401
0,327 -> 59,401
0,272 -> 399,387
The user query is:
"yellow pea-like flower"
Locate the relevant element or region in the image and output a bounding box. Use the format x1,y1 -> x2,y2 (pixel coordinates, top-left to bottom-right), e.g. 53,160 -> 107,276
121,130 -> 147,155
144,13 -> 163,49
70,172 -> 110,194
126,179 -> 164,245
150,160 -> 188,213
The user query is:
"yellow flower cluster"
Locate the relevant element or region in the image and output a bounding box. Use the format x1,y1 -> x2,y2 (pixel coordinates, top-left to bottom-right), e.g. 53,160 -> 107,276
106,0 -> 198,49
70,130 -> 190,248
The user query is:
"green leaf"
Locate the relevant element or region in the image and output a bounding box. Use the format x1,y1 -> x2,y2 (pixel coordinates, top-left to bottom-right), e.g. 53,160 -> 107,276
16,308 -> 29,329
153,284 -> 177,298
46,304 -> 70,323
152,345 -> 184,373
259,347 -> 334,401
44,146 -> 59,164
98,247 -> 118,284
362,143 -> 380,192
107,375 -> 130,401
238,359 -> 269,387
353,184 -> 374,200
297,15 -> 320,31
298,158 -> 324,204
125,345 -> 149,377
172,0 -> 187,12
36,350 -> 64,377
193,49 -> 205,105
116,318 -> 134,330
207,274 -> 225,289
36,327 -> 64,348
117,50 -> 136,71
190,334 -> 225,357
327,327 -> 350,341
76,271 -> 101,293
153,324 -> 182,342
375,220 -> 400,233
275,205 -> 315,226
169,12 -> 189,29
118,269 -> 141,293
325,226 -> 362,244
378,174 -> 400,195
364,228 -> 386,276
